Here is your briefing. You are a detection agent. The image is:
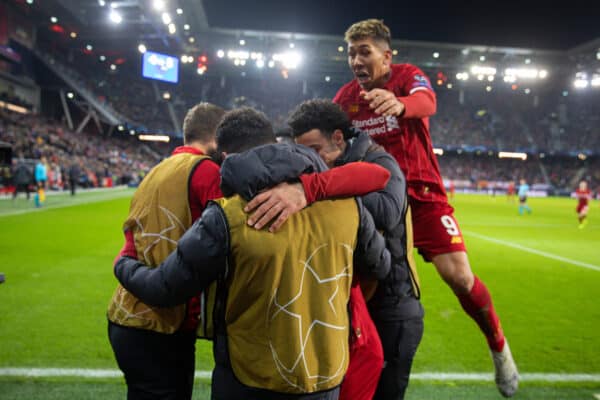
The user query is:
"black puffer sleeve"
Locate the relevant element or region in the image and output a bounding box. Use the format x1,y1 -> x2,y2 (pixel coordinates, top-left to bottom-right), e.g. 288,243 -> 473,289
353,198 -> 391,281
114,203 -> 229,307
361,151 -> 407,233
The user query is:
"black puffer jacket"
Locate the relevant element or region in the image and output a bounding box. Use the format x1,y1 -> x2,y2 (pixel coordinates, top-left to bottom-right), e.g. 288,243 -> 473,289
335,132 -> 424,322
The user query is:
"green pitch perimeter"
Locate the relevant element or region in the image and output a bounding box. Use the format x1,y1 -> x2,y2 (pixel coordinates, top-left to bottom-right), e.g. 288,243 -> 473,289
1,190 -> 599,399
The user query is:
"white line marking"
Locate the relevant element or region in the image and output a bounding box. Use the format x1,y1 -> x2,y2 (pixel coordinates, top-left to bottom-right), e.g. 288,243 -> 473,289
463,230 -> 600,272
0,189 -> 133,218
411,372 -> 600,382
1,368 -> 599,382
0,368 -> 211,379
593,394 -> 600,400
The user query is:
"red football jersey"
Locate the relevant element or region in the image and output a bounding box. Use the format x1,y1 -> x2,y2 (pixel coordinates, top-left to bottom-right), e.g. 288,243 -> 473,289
334,64 -> 447,203
576,188 -> 592,207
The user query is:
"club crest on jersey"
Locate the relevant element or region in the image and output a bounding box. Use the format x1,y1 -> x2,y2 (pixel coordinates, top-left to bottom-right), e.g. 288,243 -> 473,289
349,104 -> 359,113
385,115 -> 399,130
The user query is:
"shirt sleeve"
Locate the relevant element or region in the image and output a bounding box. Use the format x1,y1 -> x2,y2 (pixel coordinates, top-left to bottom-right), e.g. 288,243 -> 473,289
113,203 -> 229,307
189,160 -> 223,210
113,229 -> 136,265
398,89 -> 437,119
298,162 -> 391,205
396,65 -> 437,118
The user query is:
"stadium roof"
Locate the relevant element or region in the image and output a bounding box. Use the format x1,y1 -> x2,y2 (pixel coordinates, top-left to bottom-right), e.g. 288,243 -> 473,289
11,0 -> 600,81
25,0 -> 600,50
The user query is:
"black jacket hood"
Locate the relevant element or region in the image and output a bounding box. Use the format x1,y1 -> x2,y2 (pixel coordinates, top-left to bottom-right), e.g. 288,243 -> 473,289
220,143 -> 328,200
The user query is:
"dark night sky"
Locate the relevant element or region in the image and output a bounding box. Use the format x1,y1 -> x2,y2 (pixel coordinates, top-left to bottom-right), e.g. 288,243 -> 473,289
203,1 -> 600,50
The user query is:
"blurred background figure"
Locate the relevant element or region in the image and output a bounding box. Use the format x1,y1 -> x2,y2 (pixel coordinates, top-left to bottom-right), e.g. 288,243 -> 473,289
575,180 -> 591,228
518,179 -> 532,215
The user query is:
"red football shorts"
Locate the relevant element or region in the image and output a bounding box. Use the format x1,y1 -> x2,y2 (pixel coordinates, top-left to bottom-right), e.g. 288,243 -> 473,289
576,203 -> 589,215
410,200 -> 467,261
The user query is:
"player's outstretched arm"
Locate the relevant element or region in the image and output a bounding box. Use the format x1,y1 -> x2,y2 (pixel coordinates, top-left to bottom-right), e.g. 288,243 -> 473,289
114,204 -> 228,307
245,162 -> 391,232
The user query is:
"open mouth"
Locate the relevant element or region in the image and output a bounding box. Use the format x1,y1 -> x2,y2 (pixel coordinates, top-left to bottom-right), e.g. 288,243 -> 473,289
354,71 -> 370,83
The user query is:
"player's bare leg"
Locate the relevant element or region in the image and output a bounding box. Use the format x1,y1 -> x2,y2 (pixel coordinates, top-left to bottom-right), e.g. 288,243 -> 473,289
432,251 -> 519,397
578,209 -> 588,229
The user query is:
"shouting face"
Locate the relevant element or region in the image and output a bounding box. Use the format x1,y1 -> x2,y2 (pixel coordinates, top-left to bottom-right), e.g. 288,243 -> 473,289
347,38 -> 392,91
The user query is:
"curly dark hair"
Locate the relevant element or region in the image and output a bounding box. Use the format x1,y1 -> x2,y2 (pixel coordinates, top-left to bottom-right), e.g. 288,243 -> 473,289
216,107 -> 275,154
287,99 -> 354,140
182,102 -> 226,145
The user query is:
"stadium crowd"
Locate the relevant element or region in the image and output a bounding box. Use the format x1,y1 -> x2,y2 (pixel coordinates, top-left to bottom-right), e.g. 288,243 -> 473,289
0,107 -> 157,193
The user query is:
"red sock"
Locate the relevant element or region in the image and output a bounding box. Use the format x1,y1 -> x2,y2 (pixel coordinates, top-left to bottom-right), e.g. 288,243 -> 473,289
457,276 -> 505,352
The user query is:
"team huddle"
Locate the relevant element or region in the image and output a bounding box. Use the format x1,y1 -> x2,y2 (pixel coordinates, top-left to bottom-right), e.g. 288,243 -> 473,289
107,20 -> 519,400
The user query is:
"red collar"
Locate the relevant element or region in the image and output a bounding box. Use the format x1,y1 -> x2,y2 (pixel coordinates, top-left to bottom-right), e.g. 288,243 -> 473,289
172,146 -> 205,156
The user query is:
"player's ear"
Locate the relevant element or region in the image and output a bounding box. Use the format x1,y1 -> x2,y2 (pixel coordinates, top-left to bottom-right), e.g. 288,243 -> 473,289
382,48 -> 392,67
332,129 -> 345,146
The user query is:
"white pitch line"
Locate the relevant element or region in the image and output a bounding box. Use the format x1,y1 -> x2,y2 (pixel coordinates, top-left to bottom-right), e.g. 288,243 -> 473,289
1,368 -> 599,382
0,189 -> 133,218
0,368 -> 211,379
463,230 -> 600,272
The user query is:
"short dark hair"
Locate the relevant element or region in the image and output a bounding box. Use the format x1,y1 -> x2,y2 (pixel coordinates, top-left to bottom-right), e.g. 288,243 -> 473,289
287,99 -> 354,140
344,19 -> 392,49
216,107 -> 276,154
182,102 -> 226,144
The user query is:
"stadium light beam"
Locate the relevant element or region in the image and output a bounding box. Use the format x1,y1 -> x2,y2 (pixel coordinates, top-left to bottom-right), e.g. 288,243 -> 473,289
109,10 -> 123,24
139,134 -> 170,142
498,151 -> 527,160
272,51 -> 302,69
162,13 -> 171,25
153,0 -> 165,11
138,44 -> 147,54
470,65 -> 496,76
0,100 -> 28,114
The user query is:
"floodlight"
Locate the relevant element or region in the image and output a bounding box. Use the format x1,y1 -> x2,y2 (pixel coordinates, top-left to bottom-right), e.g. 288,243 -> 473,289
109,10 -> 122,24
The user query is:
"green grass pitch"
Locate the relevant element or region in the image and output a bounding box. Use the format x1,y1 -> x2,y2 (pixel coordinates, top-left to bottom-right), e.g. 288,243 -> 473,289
1,190 -> 599,399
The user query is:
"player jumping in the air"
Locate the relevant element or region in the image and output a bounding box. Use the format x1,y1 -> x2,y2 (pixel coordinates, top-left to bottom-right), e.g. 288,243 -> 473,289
333,18 -> 518,398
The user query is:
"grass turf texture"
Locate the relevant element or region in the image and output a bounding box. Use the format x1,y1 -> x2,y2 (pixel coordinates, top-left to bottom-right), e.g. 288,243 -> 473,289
1,191 -> 599,398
